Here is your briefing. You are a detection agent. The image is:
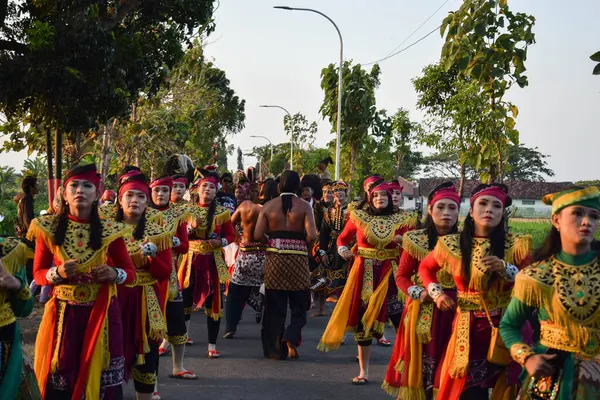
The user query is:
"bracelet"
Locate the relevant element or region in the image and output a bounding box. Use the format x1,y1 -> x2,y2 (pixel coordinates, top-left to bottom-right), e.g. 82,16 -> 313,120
114,268 -> 127,284
318,249 -> 327,256
502,262 -> 519,282
407,285 -> 424,300
427,283 -> 444,300
337,246 -> 349,257
46,267 -> 62,284
221,238 -> 229,247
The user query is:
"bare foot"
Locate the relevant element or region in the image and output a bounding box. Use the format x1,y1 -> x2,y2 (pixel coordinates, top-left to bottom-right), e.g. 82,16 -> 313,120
286,341 -> 299,359
311,311 -> 325,317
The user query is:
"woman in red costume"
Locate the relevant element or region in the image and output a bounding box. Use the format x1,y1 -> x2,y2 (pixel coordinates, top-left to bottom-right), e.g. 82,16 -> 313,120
318,182 -> 416,385
418,184 -> 531,400
178,167 -> 235,358
29,164 -> 136,400
383,181 -> 460,399
151,176 -> 196,381
114,170 -> 172,400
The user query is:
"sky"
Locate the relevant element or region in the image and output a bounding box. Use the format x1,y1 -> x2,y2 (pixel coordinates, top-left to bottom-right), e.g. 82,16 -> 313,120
2,0 -> 599,182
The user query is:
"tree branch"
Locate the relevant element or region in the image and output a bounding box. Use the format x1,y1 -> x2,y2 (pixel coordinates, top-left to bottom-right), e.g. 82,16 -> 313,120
0,39 -> 27,53
102,0 -> 143,30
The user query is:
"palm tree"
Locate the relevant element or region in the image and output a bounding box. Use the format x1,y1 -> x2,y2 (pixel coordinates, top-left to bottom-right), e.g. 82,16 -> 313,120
0,166 -> 17,201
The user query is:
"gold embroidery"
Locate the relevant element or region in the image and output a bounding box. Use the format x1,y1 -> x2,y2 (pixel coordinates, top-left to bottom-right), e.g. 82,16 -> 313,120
362,258 -> 374,302
127,271 -> 158,287
132,369 -> 156,385
124,222 -> 172,268
54,284 -> 101,303
99,203 -> 164,225
438,270 -> 455,289
160,205 -> 190,235
510,343 -> 534,365
0,303 -> 15,328
166,334 -> 188,346
187,205 -> 230,238
402,229 -> 431,262
450,310 -> 471,378
356,247 -> 397,261
540,322 -> 600,358
350,210 -> 417,248
457,290 -> 511,311
144,285 -> 166,340
51,300 -> 67,373
187,240 -> 229,284
416,303 -> 434,344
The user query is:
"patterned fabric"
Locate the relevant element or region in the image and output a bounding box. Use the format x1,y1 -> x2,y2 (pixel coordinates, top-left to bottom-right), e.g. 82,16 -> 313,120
350,209 -> 417,248
230,243 -> 266,287
264,249 -> 310,291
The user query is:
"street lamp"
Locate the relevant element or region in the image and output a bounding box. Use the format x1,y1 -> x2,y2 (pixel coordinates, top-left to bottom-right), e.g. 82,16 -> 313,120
259,104 -> 294,170
273,5 -> 343,180
250,135 -> 274,161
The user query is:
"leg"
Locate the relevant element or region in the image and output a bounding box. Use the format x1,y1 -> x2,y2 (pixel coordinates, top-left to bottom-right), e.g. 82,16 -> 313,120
261,289 -> 289,360
283,289 -> 310,354
133,343 -> 159,398
204,291 -> 221,357
460,386 -> 489,400
225,282 -> 252,336
182,283 -> 194,344
355,340 -> 372,384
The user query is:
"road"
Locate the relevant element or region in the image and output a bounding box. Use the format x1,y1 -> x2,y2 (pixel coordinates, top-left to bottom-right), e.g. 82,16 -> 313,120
124,302 -> 398,399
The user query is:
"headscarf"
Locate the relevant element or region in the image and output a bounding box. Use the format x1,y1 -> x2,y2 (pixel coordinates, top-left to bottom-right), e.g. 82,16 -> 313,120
429,181 -> 460,206
470,183 -> 511,208
543,186 -> 600,215
118,170 -> 149,198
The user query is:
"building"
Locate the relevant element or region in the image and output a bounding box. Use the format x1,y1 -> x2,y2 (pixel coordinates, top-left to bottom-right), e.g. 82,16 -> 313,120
417,178 -> 574,218
398,176 -> 418,209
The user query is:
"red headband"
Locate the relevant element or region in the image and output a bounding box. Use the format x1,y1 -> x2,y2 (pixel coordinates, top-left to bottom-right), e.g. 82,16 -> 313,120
102,190 -> 117,201
119,180 -> 149,198
470,186 -> 509,207
388,181 -> 403,193
64,170 -> 101,189
369,182 -> 392,196
363,175 -> 382,191
199,176 -> 219,187
150,176 -> 173,189
431,187 -> 460,206
172,176 -> 188,186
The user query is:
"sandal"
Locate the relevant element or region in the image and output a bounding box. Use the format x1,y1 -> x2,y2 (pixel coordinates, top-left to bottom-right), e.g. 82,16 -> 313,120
310,312 -> 325,317
158,347 -> 170,356
207,350 -> 220,359
378,338 -> 392,347
186,337 -> 194,345
351,376 -> 369,385
152,391 -> 161,400
169,370 -> 198,380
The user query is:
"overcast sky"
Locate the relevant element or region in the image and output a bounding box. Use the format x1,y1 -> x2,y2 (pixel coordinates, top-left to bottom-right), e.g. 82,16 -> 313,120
2,0 -> 599,182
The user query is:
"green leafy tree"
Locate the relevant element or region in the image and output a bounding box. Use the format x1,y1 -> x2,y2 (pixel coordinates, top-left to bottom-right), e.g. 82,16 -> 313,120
0,165 -> 16,202
505,144 -> 554,182
320,61 -> 383,183
592,51 -> 600,75
283,113 -> 318,170
440,0 -> 535,182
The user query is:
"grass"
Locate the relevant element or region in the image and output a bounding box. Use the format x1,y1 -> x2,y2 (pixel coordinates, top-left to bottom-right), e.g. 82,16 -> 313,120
509,219 -> 600,249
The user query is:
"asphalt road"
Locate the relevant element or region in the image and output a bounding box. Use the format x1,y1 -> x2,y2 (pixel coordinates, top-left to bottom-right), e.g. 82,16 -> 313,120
124,302 -> 398,400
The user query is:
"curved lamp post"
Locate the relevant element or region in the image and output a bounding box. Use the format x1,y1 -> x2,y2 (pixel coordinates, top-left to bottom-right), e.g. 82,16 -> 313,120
250,135 -> 274,161
273,6 -> 343,180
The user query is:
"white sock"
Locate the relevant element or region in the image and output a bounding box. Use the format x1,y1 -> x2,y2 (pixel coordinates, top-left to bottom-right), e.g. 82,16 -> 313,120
208,343 -> 216,351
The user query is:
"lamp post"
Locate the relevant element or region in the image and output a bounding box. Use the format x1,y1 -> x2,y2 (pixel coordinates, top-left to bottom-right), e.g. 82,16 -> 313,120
259,104 -> 294,170
273,6 -> 343,180
250,135 -> 273,162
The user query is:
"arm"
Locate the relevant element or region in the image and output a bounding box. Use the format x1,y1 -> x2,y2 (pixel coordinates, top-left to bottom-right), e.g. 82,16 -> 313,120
304,203 -> 317,245
396,251 -> 422,298
231,206 -> 242,226
10,266 -> 34,318
148,248 -> 173,281
107,238 -> 136,285
499,297 -> 536,366
219,219 -> 236,246
418,252 -> 443,299
254,208 -> 268,242
336,218 -> 357,250
33,237 -> 58,286
319,216 -> 332,252
175,221 -> 189,255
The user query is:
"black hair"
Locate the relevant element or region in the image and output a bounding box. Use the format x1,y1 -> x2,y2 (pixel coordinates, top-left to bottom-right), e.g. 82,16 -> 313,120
280,170 -> 301,215
299,174 -> 323,200
532,226 -> 561,263
459,184 -> 509,286
19,176 -> 38,230
260,178 -> 279,205
367,190 -> 394,216
116,171 -> 150,240
221,172 -> 233,181
359,175 -> 384,210
196,168 -> 220,238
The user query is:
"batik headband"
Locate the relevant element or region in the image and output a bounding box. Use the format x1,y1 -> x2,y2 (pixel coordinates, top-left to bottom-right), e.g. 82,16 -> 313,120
543,186 -> 600,214
64,164 -> 101,188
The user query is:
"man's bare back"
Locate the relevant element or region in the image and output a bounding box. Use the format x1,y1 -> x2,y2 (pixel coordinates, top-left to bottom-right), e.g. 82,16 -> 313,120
254,196 -> 317,245
231,200 -> 262,242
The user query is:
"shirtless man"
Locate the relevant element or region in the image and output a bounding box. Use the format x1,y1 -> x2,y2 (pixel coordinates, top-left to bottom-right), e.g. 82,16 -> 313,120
254,171 -> 317,359
223,180 -> 278,338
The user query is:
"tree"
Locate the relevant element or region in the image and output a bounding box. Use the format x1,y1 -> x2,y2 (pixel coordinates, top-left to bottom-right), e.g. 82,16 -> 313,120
320,61 -> 383,183
0,0 -> 216,162
237,147 -> 244,171
0,165 -> 16,202
440,0 -> 536,182
283,113 -> 318,170
592,51 -> 600,75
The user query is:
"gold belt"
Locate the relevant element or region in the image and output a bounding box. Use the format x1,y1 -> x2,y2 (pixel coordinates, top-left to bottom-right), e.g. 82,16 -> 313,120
357,247 -> 397,261
54,284 -> 102,303
127,271 -> 157,287
457,290 -> 511,311
240,246 -> 267,252
0,302 -> 15,328
189,240 -> 219,255
266,248 -> 307,256
540,322 -> 600,358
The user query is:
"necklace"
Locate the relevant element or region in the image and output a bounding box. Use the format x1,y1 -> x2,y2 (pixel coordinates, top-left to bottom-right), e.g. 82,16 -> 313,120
280,193 -> 298,197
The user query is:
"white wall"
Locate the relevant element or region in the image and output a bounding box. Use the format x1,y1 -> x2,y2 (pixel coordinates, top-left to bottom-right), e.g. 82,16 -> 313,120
420,198 -> 552,219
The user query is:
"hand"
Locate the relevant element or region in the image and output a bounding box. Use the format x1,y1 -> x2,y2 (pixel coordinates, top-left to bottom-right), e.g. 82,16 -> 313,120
0,260 -> 21,290
434,294 -> 455,311
524,354 -> 557,379
393,234 -> 403,244
94,264 -> 117,282
208,238 -> 222,248
482,256 -> 505,273
58,259 -> 78,279
419,291 -> 432,304
140,241 -> 158,258
341,249 -> 353,261
193,215 -> 205,229
321,254 -> 329,267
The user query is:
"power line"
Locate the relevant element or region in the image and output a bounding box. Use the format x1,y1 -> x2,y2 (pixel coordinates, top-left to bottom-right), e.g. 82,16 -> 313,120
384,0 -> 453,57
362,25 -> 441,66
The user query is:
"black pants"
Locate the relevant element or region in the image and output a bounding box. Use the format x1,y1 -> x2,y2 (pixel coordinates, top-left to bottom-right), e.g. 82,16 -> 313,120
261,289 -> 310,360
460,387 -> 489,400
133,343 -> 159,393
165,299 -> 187,345
204,293 -> 221,344
225,282 -> 255,333
356,312 -> 402,347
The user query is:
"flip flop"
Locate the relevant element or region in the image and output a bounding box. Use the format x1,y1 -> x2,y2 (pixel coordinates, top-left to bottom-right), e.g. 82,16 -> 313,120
169,370 -> 198,380
378,338 -> 392,347
158,347 -> 170,356
186,337 -> 194,345
351,377 -> 369,385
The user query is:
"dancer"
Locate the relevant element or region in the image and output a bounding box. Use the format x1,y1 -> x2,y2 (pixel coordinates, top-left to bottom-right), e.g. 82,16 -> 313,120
318,181 -> 417,385
500,186 -> 600,399
382,181 -> 460,398
348,174 -> 384,213
419,183 -> 531,400
0,237 -> 40,398
179,168 -> 235,358
388,180 -> 404,212
29,164 -> 136,399
321,181 -> 334,208
255,171 -> 317,360
223,180 -> 279,338
170,174 -> 189,207
312,181 -> 351,316
115,170 -> 172,400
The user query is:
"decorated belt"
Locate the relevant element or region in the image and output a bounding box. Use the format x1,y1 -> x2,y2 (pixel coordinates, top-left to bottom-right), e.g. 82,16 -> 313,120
0,302 -> 15,328
55,284 -> 102,303
540,322 -> 600,359
189,240 -> 219,255
240,245 -> 267,252
127,271 -> 157,287
266,248 -> 308,256
357,247 -> 397,261
457,290 -> 511,311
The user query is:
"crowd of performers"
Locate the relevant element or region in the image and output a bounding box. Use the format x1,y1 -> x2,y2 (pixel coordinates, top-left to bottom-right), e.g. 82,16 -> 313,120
1,154 -> 600,400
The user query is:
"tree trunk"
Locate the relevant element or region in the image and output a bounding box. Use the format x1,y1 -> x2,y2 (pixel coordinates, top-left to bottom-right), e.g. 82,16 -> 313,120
350,141 -> 358,183
46,128 -> 54,207
497,147 -> 504,183
458,162 -> 466,198
54,129 -> 63,182
100,119 -> 115,183
131,103 -> 140,167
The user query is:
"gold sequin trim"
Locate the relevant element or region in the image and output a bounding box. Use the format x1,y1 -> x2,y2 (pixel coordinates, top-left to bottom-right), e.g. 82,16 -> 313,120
132,369 -> 156,385
510,343 -> 534,366
167,334 -> 188,346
